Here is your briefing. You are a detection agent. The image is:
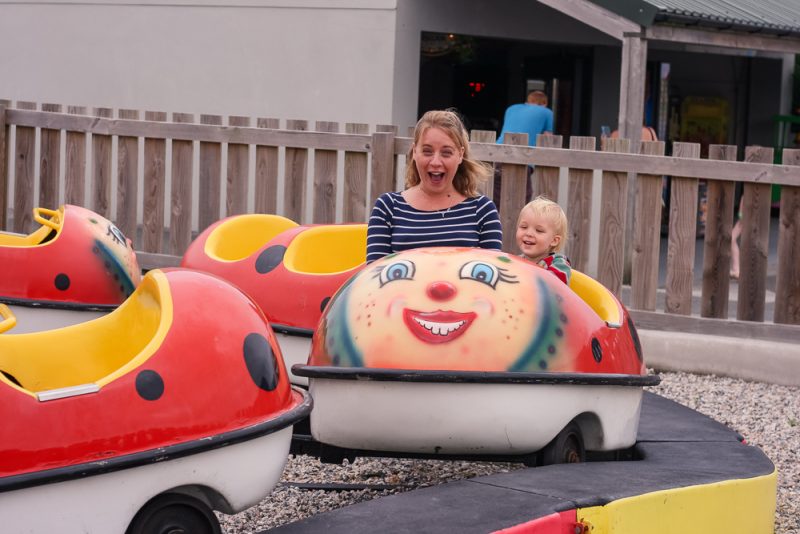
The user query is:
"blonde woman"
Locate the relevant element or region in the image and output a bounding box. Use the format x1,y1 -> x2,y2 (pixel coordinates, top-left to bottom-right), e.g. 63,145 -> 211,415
366,110 -> 502,263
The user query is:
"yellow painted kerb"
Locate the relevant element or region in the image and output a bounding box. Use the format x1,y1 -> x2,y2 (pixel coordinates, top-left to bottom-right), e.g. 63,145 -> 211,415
577,469 -> 777,533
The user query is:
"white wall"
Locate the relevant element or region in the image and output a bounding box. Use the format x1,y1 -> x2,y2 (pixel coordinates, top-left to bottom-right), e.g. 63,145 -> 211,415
0,1 -> 399,126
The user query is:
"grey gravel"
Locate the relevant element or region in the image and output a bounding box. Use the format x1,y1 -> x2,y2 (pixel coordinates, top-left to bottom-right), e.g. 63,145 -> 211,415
219,371 -> 800,533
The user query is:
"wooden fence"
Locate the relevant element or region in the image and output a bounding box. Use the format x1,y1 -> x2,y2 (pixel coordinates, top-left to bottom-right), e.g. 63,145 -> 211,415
1,100 -> 799,342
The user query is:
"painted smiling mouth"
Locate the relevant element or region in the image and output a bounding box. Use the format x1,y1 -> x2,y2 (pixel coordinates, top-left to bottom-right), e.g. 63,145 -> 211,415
403,309 -> 476,344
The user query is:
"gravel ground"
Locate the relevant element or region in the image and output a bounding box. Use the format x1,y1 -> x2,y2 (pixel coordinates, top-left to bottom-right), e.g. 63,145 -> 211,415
219,371 -> 799,533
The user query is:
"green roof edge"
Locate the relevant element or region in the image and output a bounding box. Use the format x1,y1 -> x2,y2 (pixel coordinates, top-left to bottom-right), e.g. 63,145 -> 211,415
588,0 -> 659,27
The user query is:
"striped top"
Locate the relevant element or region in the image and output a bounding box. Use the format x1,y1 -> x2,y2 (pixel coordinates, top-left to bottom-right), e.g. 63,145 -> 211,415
366,192 -> 503,263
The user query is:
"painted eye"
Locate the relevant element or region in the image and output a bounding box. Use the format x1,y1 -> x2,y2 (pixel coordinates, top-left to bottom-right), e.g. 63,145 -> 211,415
379,260 -> 416,286
459,261 -> 499,288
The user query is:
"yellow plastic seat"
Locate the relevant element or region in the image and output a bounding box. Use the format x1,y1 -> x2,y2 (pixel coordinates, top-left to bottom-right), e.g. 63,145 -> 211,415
0,271 -> 172,396
204,214 -> 298,262
569,270 -> 623,328
283,224 -> 367,275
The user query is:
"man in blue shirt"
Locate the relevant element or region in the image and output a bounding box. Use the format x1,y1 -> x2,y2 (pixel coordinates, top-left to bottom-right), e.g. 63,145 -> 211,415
497,90 -> 554,146
494,90 -> 554,206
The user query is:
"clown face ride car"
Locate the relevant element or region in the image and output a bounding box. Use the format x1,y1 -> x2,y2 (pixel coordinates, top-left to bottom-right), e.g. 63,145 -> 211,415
293,247 -> 659,464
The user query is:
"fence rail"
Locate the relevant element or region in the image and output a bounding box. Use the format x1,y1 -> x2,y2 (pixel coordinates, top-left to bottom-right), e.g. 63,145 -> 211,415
1,100 -> 799,339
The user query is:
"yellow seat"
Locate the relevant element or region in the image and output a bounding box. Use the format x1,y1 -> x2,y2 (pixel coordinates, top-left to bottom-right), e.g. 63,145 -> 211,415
0,207 -> 63,247
569,270 -> 623,328
284,224 -> 367,275
205,214 -> 298,262
0,271 -> 172,397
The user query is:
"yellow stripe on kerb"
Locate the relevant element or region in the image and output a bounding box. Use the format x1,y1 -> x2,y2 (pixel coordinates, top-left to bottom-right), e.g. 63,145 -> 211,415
577,470 -> 777,533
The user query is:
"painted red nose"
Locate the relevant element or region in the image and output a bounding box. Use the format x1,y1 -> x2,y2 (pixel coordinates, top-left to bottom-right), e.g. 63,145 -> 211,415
426,281 -> 457,301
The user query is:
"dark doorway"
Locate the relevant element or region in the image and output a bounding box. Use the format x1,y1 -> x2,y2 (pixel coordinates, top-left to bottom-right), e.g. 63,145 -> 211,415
418,32 -> 594,137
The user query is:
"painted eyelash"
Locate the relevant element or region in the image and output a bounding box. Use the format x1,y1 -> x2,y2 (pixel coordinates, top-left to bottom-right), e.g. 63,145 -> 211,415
497,267 -> 519,284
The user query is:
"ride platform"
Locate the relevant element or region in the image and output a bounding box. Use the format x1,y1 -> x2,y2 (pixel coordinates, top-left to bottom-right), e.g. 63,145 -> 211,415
271,392 -> 776,533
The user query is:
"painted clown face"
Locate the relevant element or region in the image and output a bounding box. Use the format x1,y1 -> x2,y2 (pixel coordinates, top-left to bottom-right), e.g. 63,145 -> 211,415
310,248 -> 585,372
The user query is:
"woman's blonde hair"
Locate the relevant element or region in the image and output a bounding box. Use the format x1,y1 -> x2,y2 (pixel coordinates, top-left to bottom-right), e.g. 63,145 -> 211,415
518,196 -> 568,253
404,109 -> 493,198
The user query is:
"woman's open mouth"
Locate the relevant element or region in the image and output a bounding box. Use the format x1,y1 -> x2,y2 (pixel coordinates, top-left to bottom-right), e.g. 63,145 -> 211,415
403,309 -> 476,344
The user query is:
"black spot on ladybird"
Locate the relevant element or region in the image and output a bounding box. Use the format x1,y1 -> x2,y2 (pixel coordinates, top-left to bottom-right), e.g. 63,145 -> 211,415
54,273 -> 70,291
628,316 -> 643,362
255,245 -> 286,275
136,370 -> 164,401
591,338 -> 603,363
243,333 -> 279,391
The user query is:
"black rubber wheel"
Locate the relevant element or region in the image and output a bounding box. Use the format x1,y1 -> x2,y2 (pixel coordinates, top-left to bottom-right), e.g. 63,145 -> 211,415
540,421 -> 586,466
126,493 -> 221,534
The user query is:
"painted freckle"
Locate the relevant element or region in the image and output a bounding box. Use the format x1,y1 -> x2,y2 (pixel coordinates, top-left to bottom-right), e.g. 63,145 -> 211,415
547,345 -> 556,354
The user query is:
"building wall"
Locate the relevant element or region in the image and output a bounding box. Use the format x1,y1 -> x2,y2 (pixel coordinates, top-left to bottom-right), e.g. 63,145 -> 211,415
0,0 -> 399,126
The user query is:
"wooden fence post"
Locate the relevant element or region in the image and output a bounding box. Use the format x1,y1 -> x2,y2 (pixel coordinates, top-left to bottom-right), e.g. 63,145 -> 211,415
255,117 -> 279,215
117,109 -> 140,241
533,134 -> 563,201
284,119 -> 308,222
376,124 -> 399,190
630,140 -> 666,311
470,130 -> 496,199
313,121 -> 339,224
14,101 -> 37,233
170,112 -> 194,255
665,142 -> 701,315
91,107 -> 113,218
198,114 -> 222,232
0,100 -> 8,230
143,111 -> 167,253
701,145 -> 737,318
369,130 -> 395,210
343,123 -> 369,223
566,136 -> 596,272
226,115 -> 250,217
598,137 -> 631,297
64,106 -> 87,207
499,132 -> 528,253
737,146 -> 774,322
774,148 -> 800,324
39,103 -> 61,210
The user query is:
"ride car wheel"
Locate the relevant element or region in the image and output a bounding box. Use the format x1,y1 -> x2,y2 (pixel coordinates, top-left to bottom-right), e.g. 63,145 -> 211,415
540,421 -> 585,465
126,493 -> 221,534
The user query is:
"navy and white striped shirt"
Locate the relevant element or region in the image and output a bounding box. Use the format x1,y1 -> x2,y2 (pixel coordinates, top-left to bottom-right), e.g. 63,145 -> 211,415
366,192 -> 503,263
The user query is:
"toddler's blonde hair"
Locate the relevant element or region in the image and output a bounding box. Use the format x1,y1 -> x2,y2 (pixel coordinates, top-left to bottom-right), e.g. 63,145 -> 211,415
518,196 -> 568,253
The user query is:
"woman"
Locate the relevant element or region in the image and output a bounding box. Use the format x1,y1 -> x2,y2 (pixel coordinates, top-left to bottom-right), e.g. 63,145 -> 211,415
366,110 -> 502,263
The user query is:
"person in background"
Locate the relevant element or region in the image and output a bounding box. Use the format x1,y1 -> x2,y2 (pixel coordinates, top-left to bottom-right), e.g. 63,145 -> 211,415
730,197 -> 744,279
494,90 -> 554,206
366,109 -> 502,263
610,125 -> 658,142
516,195 -> 571,285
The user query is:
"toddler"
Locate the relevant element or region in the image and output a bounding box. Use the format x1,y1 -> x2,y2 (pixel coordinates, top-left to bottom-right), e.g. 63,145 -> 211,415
516,196 -> 572,284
